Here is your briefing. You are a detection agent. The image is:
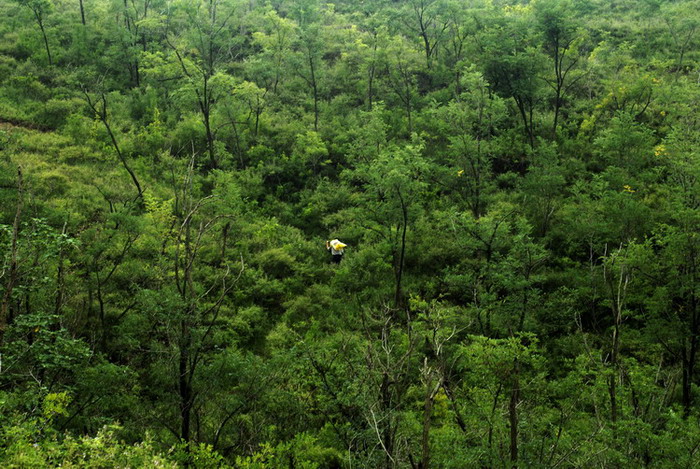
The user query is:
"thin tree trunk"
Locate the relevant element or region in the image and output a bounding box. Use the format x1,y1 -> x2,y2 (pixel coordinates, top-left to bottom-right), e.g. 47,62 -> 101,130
54,223 -> 67,316
200,78 -> 216,168
514,96 -> 534,149
220,222 -> 230,264
79,0 -> 86,25
84,92 -> 143,200
35,12 -> 53,66
180,318 -> 192,444
552,87 -> 562,140
421,388 -> 433,469
405,78 -> 413,135
309,52 -> 319,131
609,293 -> 623,426
381,372 -> 394,469
95,267 -> 108,351
367,33 -> 378,111
552,39 -> 561,139
395,188 -> 408,308
103,111 -> 142,197
605,253 -> 628,427
683,277 -> 698,416
203,106 -> 215,168
420,376 -> 441,469
179,214 -> 195,463
509,361 -> 520,468
682,348 -> 695,416
0,167 -> 24,346
610,321 -> 620,425
368,63 -> 375,111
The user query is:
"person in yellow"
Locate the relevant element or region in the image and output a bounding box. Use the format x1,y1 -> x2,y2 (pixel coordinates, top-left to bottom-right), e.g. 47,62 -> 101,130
325,239 -> 347,264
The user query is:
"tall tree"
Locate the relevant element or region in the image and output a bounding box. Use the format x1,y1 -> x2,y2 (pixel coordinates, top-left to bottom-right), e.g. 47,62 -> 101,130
429,68 -> 506,217
250,6 -> 297,95
0,167 -> 23,346
480,8 -> 544,149
382,34 -> 421,135
83,90 -> 144,201
399,0 -> 447,70
15,0 -> 53,65
166,0 -> 246,168
534,0 -> 588,138
346,137 -> 428,308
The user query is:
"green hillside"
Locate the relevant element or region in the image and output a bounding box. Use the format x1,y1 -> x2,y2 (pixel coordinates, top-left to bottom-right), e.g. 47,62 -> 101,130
1,0 -> 700,466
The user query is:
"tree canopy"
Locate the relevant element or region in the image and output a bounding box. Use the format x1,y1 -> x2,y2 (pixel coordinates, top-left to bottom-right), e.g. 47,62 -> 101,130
1,0 -> 700,467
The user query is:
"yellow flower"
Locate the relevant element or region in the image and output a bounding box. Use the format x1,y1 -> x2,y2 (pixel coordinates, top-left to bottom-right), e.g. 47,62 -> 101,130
457,169 -> 464,176
623,185 -> 636,193
654,145 -> 666,156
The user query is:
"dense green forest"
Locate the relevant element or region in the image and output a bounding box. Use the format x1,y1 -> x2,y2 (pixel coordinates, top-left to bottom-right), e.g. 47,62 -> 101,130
1,0 -> 699,466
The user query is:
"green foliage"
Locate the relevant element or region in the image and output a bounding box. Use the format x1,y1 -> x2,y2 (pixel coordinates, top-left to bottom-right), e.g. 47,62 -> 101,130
236,433 -> 343,469
1,0 -> 700,466
1,423 -> 177,468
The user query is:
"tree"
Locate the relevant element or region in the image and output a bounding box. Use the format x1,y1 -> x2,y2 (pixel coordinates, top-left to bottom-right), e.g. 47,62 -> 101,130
519,143 -> 566,237
382,34 -> 422,135
15,0 -> 53,65
482,22 -> 544,149
360,305 -> 417,468
110,0 -> 164,87
447,334 -> 543,467
0,167 -> 23,345
601,245 -> 631,426
165,0 -> 246,168
250,6 -> 297,95
635,127 -> 700,416
215,80 -> 268,165
439,0 -> 485,92
82,89 -> 144,201
534,0 -> 588,138
428,68 -> 506,217
339,25 -> 387,112
661,2 -> 700,77
159,161 -> 242,452
345,136 -> 428,308
287,0 -> 333,132
398,0 -> 447,70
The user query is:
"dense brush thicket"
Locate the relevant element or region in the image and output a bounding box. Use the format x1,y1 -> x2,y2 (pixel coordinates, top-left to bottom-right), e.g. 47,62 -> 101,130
1,0 -> 700,466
